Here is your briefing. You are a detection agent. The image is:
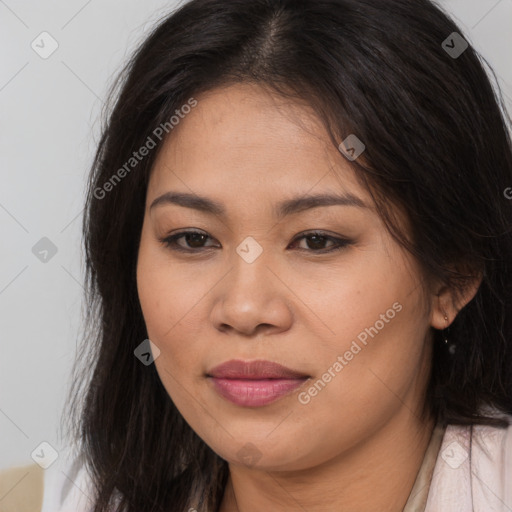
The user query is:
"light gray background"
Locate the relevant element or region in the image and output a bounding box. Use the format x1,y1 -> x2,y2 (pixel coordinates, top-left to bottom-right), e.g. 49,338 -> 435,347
1,0 -> 511,470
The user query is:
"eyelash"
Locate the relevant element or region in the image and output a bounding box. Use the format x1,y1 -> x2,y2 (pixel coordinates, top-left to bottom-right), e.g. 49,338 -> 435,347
158,229 -> 353,254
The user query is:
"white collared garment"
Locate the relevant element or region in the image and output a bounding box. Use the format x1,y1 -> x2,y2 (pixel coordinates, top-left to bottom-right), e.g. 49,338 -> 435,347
41,414 -> 512,512
424,416 -> 512,511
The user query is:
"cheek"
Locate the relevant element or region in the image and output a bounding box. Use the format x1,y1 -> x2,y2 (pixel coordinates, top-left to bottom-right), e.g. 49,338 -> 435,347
136,252 -> 203,418
290,294 -> 429,467
137,233 -> 195,335
295,250 -> 430,413
289,252 -> 412,354
136,240 -> 215,387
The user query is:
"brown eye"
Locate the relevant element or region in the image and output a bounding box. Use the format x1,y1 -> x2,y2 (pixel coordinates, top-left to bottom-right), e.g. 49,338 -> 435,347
289,231 -> 353,253
181,232 -> 209,248
159,229 -> 352,254
300,234 -> 333,250
159,230 -> 218,252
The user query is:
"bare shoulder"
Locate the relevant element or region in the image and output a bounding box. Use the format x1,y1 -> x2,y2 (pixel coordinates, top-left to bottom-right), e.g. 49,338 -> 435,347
0,463 -> 44,512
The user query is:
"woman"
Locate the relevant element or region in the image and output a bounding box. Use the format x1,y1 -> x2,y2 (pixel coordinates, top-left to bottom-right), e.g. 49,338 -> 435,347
40,0 -> 512,510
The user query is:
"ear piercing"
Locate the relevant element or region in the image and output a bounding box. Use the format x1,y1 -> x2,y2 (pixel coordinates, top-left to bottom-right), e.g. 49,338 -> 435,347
442,314 -> 455,354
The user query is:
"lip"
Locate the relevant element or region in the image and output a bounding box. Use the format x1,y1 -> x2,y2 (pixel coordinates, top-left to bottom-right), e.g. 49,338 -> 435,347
206,359 -> 310,407
207,359 -> 309,379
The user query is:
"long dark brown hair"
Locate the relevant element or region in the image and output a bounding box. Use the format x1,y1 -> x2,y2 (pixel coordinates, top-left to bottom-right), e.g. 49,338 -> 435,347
63,0 -> 512,510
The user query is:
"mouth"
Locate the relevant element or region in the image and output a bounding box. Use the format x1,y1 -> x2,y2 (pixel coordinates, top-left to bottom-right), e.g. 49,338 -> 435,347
206,359 -> 310,407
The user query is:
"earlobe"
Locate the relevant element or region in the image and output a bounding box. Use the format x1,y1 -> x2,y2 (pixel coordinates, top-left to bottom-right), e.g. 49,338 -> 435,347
430,286 -> 455,330
430,271 -> 483,330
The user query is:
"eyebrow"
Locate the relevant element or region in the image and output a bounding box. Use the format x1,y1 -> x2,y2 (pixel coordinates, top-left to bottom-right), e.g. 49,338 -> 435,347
149,191 -> 369,219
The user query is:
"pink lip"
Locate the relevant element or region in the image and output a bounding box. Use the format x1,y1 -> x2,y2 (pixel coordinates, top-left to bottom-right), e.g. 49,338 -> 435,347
206,359 -> 310,407
207,359 -> 309,379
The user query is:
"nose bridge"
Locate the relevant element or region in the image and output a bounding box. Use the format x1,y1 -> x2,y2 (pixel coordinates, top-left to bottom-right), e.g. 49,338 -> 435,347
210,237 -> 293,334
229,236 -> 271,298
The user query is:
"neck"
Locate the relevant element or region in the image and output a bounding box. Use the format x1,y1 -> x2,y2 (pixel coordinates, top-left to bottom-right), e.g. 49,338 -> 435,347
218,408 -> 436,512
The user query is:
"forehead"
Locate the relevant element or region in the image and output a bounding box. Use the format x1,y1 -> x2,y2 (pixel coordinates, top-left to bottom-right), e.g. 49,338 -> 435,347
148,82 -> 368,207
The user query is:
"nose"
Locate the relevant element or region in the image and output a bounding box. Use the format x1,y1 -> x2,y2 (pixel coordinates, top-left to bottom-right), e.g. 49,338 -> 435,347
209,253 -> 294,337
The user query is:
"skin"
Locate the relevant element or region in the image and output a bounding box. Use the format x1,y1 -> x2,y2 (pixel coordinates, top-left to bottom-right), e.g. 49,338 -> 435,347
136,82 -> 481,511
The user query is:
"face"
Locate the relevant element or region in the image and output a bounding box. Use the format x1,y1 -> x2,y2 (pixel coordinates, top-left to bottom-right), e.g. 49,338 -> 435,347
136,82 -> 434,471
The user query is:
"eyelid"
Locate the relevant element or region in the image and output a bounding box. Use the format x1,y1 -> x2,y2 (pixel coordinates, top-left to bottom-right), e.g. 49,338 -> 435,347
289,230 -> 352,251
159,229 -> 219,252
158,229 -> 353,253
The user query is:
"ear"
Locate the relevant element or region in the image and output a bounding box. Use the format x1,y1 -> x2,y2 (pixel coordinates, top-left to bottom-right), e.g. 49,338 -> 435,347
430,271 -> 483,330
